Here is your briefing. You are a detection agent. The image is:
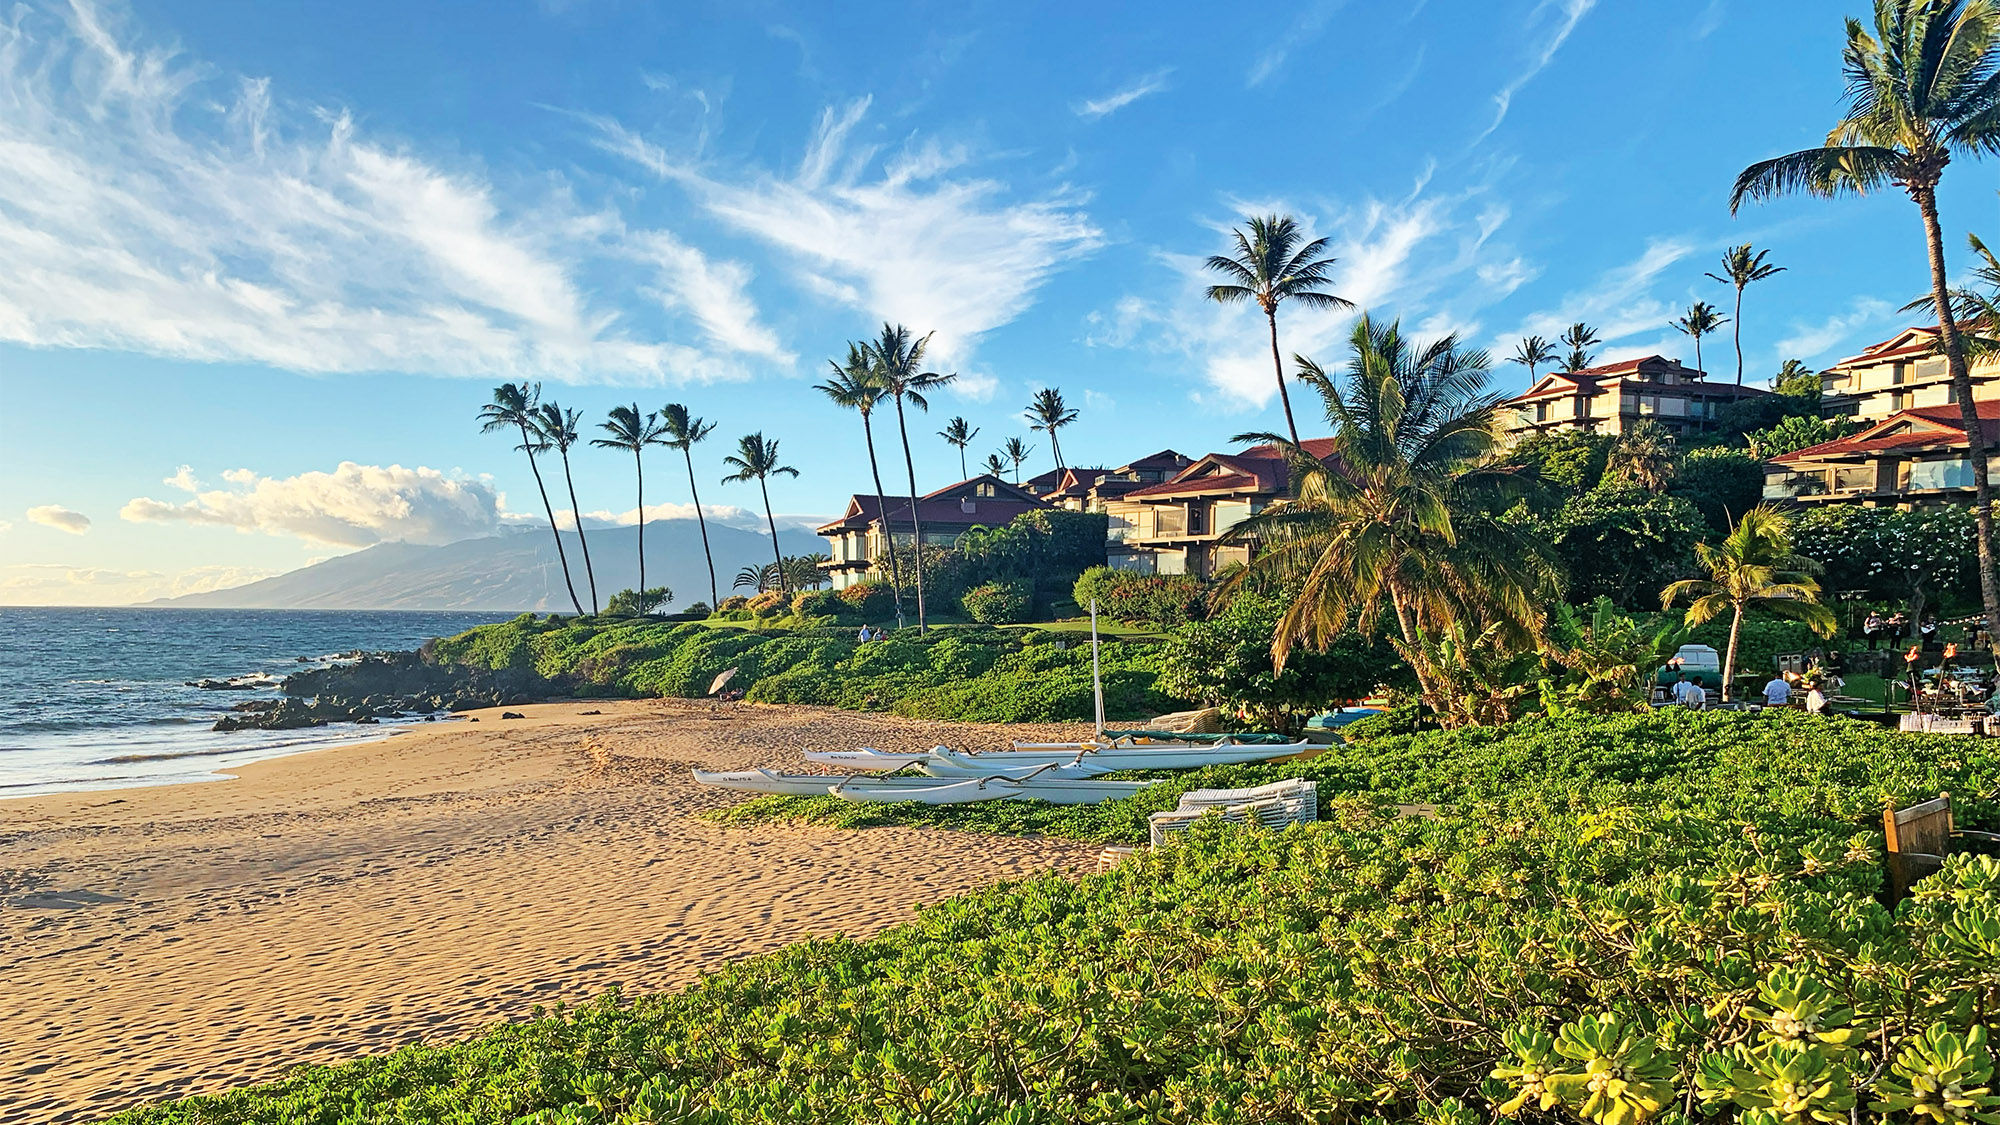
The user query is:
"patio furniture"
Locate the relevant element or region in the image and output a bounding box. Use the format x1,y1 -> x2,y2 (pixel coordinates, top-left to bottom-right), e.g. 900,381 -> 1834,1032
1883,793 -> 2000,902
1147,780 -> 1317,846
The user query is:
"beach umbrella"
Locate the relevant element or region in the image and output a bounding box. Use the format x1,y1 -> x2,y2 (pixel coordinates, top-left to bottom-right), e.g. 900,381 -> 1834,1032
708,668 -> 738,696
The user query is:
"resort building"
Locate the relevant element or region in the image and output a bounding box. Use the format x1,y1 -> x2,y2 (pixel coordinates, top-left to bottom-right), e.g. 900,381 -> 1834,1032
1818,326 -> 2000,423
816,475 -> 1052,589
1498,356 -> 1772,442
1040,450 -> 1192,511
1102,439 -> 1338,577
1763,401 -> 2000,507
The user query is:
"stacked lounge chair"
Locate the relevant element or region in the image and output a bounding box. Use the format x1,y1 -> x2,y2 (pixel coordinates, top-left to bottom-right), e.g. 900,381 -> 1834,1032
1147,779 -> 1318,846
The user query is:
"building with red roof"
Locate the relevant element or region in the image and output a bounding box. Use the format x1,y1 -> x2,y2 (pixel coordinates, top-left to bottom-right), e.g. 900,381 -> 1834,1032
815,475 -> 1052,589
1765,400 -> 2000,507
1101,439 -> 1338,578
1497,355 -> 1770,441
1819,325 -> 2000,423
1039,449 -> 1192,510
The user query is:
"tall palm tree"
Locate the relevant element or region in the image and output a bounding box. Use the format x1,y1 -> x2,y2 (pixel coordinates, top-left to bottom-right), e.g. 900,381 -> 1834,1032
981,452 -> 1009,477
1024,388 -> 1079,471
1607,419 -> 1679,491
817,344 -> 904,622
477,383 -> 584,616
1662,505 -> 1836,701
1203,214 -> 1353,445
1732,0 -> 2000,643
864,324 -> 956,633
1705,244 -> 1787,385
531,401 -> 599,615
937,416 -> 980,480
1509,335 -> 1559,382
721,433 -> 800,596
1221,316 -> 1552,716
1559,322 -> 1600,372
1672,301 -> 1729,378
1001,437 -> 1035,484
659,403 -> 720,609
591,405 -> 668,605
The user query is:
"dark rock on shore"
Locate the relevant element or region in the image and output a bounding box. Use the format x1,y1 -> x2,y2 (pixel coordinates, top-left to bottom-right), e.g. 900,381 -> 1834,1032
211,649 -> 552,733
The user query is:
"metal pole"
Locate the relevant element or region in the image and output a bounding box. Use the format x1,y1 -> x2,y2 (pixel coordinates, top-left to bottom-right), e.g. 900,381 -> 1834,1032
1090,598 -> 1105,740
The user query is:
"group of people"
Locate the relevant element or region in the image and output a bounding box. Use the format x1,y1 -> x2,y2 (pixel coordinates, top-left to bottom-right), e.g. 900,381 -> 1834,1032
1662,671 -> 1832,713
855,624 -> 891,643
1861,610 -> 1940,651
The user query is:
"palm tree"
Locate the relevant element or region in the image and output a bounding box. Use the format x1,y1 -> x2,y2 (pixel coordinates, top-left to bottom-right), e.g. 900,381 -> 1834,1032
1731,0 -> 2000,643
1705,244 -> 1787,385
1001,437 -> 1035,484
1509,335 -> 1559,382
478,383 -> 585,616
658,403 -> 720,610
1221,316 -> 1552,718
591,405 -> 668,605
1559,322 -> 1600,372
1662,505 -> 1836,701
817,344 -> 905,622
864,324 -> 956,633
1672,301 -> 1729,378
1203,214 -> 1353,445
721,432 -> 800,596
1024,388 -> 1079,471
981,452 -> 1009,477
938,416 -> 980,480
1608,419 -> 1679,491
733,563 -> 776,593
532,402 -> 598,615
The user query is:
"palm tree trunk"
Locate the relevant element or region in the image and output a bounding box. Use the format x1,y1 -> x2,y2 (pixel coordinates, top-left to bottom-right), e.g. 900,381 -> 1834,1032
759,474 -> 787,596
1050,429 -> 1064,472
1722,605 -> 1744,703
861,413 -> 906,623
1917,186 -> 2000,646
1731,285 -> 1746,385
519,421 -> 584,616
957,445 -> 967,480
634,449 -> 646,601
1267,308 -> 1301,446
892,394 -> 928,634
680,447 -> 718,609
558,447 -> 598,614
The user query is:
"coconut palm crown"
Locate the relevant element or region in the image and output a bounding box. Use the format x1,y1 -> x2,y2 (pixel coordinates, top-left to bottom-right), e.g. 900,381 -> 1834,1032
937,416 -> 981,480
1672,301 -> 1730,379
659,403 -> 721,609
532,401 -> 598,614
864,324 -> 956,633
1662,505 -> 1837,701
721,432 -> 801,597
817,343 -> 905,621
592,404 -> 669,606
1204,214 -> 1352,445
1705,244 -> 1786,384
1024,388 -> 1079,471
478,382 -> 585,616
1509,335 -> 1560,382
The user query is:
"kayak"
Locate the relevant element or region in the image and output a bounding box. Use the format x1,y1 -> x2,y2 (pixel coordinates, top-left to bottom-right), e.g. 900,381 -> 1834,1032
830,775 -> 1159,805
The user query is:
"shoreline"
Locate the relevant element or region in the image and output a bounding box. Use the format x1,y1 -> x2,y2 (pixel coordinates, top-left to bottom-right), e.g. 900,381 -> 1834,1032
1,699 -> 1100,1123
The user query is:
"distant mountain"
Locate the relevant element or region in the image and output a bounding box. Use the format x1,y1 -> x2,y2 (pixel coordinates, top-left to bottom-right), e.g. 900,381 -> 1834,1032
149,520 -> 827,611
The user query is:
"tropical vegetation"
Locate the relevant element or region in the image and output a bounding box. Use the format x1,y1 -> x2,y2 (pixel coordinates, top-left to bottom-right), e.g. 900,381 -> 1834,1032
1204,213 -> 1351,445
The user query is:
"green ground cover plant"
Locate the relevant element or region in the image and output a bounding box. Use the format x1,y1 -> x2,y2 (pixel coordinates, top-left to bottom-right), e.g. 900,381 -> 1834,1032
111,710 -> 2000,1125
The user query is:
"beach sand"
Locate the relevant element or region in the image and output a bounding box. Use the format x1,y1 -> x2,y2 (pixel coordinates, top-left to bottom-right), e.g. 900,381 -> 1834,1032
0,701 -> 1100,1123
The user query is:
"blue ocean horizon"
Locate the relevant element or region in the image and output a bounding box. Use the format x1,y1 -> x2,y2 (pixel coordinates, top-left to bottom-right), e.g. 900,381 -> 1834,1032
0,607 -> 514,798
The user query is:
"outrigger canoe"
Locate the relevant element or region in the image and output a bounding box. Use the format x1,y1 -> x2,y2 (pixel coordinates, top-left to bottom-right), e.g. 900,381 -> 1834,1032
829,774 -> 1158,805
932,742 -> 1312,771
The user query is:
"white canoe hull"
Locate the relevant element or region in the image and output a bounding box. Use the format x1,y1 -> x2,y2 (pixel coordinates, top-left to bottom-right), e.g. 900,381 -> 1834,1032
803,748 -> 934,769
692,769 -> 855,796
831,775 -> 1157,805
934,743 -> 1311,771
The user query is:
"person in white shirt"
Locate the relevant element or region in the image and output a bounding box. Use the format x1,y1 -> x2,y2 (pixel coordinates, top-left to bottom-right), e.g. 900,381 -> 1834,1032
1763,675 -> 1792,707
1671,676 -> 1707,709
1804,683 -> 1828,714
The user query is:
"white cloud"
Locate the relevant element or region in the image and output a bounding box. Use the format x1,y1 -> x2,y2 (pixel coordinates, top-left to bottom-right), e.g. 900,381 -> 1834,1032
0,1 -> 781,383
0,562 -> 276,606
590,98 -> 1101,364
1774,297 -> 1896,368
629,230 -> 792,364
26,505 -> 92,534
1474,0 -> 1597,144
1074,69 -> 1172,119
0,520 -> 12,533
120,462 -> 500,547
1248,0 -> 1347,87
1496,239 -> 1694,364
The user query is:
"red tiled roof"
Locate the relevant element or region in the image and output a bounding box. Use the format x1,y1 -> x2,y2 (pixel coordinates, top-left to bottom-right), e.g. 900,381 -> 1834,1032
816,474 -> 1051,533
1773,400 -> 2000,463
1827,326 -> 1941,370
1118,439 -> 1338,500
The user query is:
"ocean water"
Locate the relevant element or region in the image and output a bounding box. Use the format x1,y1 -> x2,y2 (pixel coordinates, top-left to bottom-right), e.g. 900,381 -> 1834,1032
0,607 -> 515,798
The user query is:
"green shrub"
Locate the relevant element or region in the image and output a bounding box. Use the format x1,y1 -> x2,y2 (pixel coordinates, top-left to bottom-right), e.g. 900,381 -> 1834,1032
961,579 -> 1032,624
836,581 -> 897,621
716,595 -> 750,612
1072,566 -> 1210,626
790,589 -> 844,619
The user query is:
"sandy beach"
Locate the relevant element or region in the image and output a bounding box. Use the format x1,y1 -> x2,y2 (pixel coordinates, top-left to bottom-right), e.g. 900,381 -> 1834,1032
0,701 -> 1100,1124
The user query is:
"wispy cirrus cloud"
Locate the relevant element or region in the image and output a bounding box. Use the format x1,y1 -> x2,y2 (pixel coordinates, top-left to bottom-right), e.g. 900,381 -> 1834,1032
1774,297 -> 1896,368
1474,0 -> 1597,144
121,463 -> 501,547
588,97 -> 1101,366
1493,238 -> 1693,368
26,505 -> 93,534
0,0 -> 782,384
1247,0 -> 1347,87
1074,69 -> 1173,119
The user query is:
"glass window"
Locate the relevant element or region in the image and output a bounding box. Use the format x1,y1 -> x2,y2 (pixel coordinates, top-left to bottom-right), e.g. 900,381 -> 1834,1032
1213,500 -> 1251,533
1833,466 -> 1874,492
1909,459 -> 1974,489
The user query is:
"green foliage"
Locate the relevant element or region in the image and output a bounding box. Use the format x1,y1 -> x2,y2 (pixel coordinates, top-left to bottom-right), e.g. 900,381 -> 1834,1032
789,589 -> 844,619
1158,592 -> 1406,731
1072,566 -> 1210,626
1546,485 -> 1705,606
115,711 -> 2000,1125
1790,505 -> 1978,610
1513,430 -> 1617,495
1744,414 -> 1857,459
602,587 -> 670,616
960,580 -> 1033,624
835,581 -> 897,622
1539,598 -> 1686,715
1670,447 -> 1767,534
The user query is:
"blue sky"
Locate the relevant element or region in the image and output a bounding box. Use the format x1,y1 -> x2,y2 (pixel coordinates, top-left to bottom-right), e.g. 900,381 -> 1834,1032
1,0 -> 1989,604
